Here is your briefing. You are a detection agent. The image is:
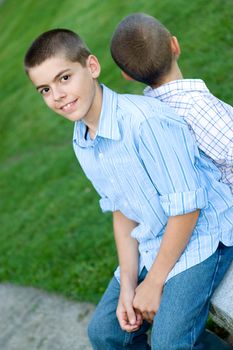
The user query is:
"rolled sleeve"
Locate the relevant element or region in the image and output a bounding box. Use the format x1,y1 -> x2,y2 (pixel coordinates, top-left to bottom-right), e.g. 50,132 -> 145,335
160,187 -> 208,216
99,197 -> 117,212
139,116 -> 208,215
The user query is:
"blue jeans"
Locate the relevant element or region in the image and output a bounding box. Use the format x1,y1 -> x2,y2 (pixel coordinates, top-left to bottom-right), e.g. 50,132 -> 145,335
88,243 -> 233,350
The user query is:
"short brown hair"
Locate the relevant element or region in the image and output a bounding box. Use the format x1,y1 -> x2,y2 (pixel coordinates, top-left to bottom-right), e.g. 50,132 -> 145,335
110,13 -> 172,86
24,28 -> 91,73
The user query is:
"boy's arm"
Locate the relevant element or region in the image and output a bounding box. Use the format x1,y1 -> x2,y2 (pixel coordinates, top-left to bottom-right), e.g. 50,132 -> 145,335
133,209 -> 199,322
113,211 -> 142,331
113,211 -> 138,288
135,115 -> 209,322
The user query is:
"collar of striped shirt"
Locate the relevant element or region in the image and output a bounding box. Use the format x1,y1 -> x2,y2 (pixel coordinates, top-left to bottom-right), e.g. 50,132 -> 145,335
73,85 -> 121,148
144,79 -> 209,99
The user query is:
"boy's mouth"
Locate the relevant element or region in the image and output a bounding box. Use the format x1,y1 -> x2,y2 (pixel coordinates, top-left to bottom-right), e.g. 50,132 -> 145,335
60,99 -> 78,112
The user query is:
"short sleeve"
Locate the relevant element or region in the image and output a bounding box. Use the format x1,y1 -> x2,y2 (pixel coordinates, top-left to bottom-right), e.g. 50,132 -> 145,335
139,117 -> 208,216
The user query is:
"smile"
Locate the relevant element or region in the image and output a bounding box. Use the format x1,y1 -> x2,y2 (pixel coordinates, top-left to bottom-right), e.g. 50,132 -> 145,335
60,99 -> 78,112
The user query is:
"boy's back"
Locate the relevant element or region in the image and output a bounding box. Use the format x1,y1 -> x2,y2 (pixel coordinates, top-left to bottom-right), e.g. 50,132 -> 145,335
110,13 -> 233,193
144,79 -> 233,193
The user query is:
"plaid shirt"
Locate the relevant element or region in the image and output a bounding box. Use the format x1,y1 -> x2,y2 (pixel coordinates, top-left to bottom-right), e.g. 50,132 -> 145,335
144,79 -> 233,193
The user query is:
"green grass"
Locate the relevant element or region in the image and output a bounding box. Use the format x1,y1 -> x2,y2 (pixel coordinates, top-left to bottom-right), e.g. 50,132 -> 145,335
0,0 -> 233,304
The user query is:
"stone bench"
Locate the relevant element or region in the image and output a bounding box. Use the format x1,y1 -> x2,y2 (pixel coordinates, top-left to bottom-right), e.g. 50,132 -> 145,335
210,261 -> 233,335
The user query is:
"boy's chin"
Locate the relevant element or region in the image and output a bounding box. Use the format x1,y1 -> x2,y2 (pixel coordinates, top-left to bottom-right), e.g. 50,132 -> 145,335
62,113 -> 82,122
55,110 -> 80,122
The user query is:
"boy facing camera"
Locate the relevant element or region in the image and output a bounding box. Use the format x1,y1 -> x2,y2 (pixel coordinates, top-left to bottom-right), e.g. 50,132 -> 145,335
24,29 -> 233,350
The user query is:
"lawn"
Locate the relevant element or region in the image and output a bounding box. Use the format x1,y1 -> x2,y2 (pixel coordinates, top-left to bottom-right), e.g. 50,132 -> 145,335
0,0 -> 232,304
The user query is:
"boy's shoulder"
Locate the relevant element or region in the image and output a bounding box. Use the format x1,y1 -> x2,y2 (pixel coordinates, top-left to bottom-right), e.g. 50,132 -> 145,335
117,91 -> 187,127
179,88 -> 233,123
145,79 -> 233,118
100,85 -> 189,142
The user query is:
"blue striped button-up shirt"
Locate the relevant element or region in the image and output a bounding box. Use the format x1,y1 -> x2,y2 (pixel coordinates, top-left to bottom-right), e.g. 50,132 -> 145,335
73,85 -> 233,282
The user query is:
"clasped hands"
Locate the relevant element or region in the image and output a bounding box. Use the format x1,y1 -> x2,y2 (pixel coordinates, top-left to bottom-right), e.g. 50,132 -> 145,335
116,276 -> 164,332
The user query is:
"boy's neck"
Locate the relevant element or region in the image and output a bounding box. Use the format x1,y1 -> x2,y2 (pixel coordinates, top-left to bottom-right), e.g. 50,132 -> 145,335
84,83 -> 103,140
152,61 -> 183,89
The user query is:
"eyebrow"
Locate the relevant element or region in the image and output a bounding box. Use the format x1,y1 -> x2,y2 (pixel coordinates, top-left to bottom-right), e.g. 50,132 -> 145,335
36,69 -> 71,90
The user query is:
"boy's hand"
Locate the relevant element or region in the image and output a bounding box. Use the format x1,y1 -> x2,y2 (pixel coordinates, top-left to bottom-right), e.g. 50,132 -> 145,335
117,287 -> 143,332
133,275 -> 163,323
132,211 -> 200,323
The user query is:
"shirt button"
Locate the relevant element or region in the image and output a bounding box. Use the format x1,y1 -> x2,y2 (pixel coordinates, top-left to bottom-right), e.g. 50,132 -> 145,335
99,152 -> 104,159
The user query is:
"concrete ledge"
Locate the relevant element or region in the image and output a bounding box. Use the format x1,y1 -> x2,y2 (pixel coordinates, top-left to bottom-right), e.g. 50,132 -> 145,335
210,262 -> 233,334
0,262 -> 232,350
0,285 -> 94,350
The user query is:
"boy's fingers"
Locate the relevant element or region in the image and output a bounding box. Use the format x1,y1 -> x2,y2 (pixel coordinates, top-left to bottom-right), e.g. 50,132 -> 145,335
124,325 -> 140,332
118,311 -> 128,327
126,305 -> 136,325
135,309 -> 143,325
117,307 -> 142,332
142,311 -> 154,323
118,312 -> 139,332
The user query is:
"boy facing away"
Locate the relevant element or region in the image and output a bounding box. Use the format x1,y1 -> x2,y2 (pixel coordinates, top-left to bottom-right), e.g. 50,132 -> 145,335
24,29 -> 233,350
110,13 -> 233,194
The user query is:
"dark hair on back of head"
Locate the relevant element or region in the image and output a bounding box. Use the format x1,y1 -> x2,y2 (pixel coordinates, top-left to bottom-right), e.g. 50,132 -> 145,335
24,28 -> 91,73
110,13 -> 172,86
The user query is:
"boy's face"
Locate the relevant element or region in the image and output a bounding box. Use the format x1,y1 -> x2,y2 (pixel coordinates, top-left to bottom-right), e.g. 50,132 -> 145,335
28,55 -> 101,123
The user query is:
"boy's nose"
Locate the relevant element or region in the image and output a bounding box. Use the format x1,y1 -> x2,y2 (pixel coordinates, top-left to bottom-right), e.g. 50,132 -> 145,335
52,88 -> 66,101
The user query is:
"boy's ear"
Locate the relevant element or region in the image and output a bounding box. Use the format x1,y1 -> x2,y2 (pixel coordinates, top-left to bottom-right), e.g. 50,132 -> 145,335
86,55 -> 101,78
171,36 -> 181,59
121,70 -> 134,81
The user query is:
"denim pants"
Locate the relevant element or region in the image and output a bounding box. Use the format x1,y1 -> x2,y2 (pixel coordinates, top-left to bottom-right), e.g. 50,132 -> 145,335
88,243 -> 233,350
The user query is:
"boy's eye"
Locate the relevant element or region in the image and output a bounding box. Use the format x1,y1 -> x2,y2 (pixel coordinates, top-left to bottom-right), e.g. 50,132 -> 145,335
39,87 -> 50,95
61,75 -> 70,82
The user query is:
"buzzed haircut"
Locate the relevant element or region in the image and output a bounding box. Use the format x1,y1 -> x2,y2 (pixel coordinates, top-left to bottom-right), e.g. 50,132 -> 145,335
110,13 -> 173,86
24,28 -> 91,73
